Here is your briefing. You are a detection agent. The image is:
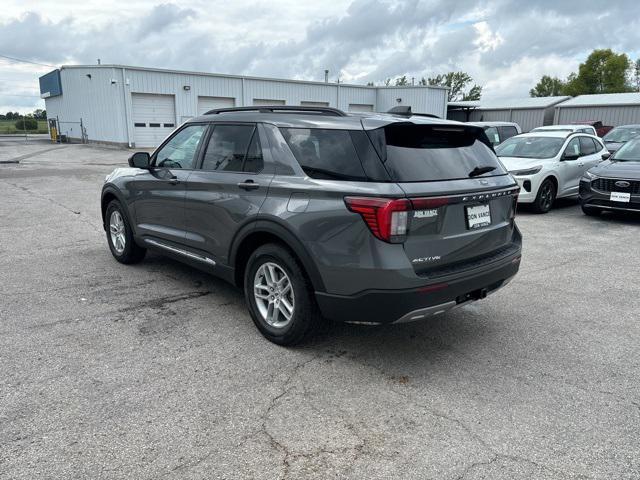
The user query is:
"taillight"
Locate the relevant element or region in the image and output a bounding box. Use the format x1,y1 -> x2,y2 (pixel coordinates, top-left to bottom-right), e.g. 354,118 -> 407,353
344,197 -> 411,243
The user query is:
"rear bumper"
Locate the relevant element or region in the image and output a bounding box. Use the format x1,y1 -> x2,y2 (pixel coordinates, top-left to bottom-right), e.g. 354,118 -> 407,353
314,250 -> 521,324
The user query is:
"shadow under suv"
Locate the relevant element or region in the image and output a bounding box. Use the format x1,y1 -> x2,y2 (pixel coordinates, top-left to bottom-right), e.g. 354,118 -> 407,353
101,106 -> 522,345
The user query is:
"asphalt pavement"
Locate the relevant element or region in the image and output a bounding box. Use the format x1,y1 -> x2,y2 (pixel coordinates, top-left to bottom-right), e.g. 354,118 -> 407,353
1,140 -> 638,479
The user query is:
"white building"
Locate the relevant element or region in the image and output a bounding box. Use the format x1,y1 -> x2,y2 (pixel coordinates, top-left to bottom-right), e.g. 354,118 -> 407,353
39,65 -> 448,148
553,92 -> 640,127
447,96 -> 570,132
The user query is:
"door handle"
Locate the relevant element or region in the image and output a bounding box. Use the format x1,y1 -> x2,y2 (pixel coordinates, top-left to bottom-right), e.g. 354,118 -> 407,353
238,180 -> 259,190
578,163 -> 584,167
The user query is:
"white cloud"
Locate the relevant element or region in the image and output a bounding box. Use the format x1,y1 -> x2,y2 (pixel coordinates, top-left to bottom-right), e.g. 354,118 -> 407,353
1,0 -> 640,112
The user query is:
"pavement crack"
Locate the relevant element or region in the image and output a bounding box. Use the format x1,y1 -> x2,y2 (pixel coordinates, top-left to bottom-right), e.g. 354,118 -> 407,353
1,179 -> 101,231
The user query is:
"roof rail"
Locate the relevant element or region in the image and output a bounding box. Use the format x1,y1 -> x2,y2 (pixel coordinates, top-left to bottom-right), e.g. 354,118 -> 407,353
203,105 -> 347,116
386,105 -> 440,119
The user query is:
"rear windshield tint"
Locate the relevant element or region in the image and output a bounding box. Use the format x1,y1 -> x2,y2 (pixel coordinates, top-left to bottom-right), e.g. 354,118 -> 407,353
280,128 -> 367,180
368,124 -> 506,182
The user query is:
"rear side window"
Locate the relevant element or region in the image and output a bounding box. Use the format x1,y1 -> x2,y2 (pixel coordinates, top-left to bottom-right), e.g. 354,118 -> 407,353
484,126 -> 500,145
201,124 -> 263,173
368,124 -> 506,182
280,128 -> 367,180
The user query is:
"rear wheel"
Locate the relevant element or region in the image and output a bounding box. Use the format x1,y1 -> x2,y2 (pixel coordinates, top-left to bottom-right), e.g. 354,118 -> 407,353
532,178 -> 556,213
105,200 -> 146,264
581,205 -> 602,216
244,243 -> 322,345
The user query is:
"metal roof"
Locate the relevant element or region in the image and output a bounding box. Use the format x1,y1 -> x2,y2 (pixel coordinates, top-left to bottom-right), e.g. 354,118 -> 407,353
448,96 -> 570,111
555,93 -> 640,108
58,64 -> 448,91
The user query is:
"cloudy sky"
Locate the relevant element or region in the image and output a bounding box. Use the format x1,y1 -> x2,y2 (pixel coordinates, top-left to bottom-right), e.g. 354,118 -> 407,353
2,0 -> 640,113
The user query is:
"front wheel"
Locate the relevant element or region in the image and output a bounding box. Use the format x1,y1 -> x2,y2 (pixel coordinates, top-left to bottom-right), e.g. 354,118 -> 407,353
532,178 -> 556,213
105,200 -> 146,264
244,243 -> 322,346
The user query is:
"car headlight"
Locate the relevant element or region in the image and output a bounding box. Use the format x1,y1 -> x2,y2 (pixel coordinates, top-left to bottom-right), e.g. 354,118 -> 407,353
510,166 -> 542,176
582,171 -> 598,181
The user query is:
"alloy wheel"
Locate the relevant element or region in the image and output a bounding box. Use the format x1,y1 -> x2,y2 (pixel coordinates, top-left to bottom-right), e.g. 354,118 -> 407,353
253,262 -> 295,328
109,210 -> 126,254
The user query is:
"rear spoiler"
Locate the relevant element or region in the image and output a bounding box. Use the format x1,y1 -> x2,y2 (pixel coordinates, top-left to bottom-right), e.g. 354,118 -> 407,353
386,106 -> 440,119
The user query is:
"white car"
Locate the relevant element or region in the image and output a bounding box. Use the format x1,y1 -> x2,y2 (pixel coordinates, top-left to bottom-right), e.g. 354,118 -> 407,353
531,124 -> 597,136
495,131 -> 609,213
468,121 -> 522,146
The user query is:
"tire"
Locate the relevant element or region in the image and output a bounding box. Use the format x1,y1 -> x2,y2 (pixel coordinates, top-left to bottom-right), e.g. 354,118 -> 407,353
105,200 -> 146,264
532,178 -> 556,213
581,205 -> 601,216
244,243 -> 323,346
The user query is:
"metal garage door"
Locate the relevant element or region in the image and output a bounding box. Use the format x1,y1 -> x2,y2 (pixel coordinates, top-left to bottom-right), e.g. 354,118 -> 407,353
131,93 -> 176,148
197,96 -> 235,115
301,101 -> 329,107
253,98 -> 286,106
348,103 -> 374,112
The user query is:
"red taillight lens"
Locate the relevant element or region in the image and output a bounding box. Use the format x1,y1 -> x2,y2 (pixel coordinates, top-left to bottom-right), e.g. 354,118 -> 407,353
344,197 -> 411,243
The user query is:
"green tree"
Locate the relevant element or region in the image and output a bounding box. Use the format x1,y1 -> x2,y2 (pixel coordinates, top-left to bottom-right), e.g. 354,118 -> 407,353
32,109 -> 46,119
394,75 -> 409,86
633,59 -> 640,92
564,49 -> 632,95
424,72 -> 482,101
530,75 -> 565,97
15,118 -> 38,130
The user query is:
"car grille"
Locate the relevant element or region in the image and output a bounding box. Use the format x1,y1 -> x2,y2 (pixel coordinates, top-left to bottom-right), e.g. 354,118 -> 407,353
592,178 -> 640,194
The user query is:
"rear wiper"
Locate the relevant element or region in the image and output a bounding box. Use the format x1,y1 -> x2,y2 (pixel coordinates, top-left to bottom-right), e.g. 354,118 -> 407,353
469,165 -> 496,177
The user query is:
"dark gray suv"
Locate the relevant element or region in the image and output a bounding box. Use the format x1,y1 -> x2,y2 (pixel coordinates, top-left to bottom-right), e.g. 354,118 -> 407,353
101,106 -> 522,345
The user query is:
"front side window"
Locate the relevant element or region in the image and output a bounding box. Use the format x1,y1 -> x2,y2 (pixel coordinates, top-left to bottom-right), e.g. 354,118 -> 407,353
280,128 -> 367,180
484,126 -> 500,145
579,136 -> 597,155
201,124 -> 263,173
154,124 -> 207,169
564,138 -> 580,157
495,136 -> 564,159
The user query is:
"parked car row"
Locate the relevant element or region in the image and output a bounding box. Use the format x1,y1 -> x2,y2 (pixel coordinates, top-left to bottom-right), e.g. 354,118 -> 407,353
493,126 -> 640,215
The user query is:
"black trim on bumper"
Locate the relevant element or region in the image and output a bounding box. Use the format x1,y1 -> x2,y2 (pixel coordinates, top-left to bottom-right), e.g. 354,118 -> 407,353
315,253 -> 521,324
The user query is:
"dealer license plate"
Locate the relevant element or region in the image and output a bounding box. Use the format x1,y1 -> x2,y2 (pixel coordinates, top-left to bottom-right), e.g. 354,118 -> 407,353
466,204 -> 491,229
610,192 -> 630,203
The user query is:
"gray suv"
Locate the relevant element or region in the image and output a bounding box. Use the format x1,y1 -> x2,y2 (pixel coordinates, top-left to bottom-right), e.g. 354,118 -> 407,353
101,106 -> 522,345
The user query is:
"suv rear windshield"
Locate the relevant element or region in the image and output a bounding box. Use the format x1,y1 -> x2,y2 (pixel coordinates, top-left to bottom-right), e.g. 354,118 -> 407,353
367,124 -> 506,182
280,128 -> 367,180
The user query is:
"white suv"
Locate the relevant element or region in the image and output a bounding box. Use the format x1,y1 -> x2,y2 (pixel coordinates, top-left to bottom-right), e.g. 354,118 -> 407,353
469,121 -> 521,146
495,131 -> 608,213
531,124 -> 597,136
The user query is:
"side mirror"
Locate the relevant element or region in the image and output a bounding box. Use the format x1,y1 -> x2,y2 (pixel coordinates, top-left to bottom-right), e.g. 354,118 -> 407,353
128,152 -> 150,169
601,152 -> 611,160
562,152 -> 580,161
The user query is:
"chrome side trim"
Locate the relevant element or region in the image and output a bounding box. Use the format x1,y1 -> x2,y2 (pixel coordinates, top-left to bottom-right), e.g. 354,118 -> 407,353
145,239 -> 216,266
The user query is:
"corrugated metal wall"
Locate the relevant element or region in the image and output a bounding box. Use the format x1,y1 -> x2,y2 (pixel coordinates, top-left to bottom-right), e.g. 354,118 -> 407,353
44,66 -> 448,146
459,108 -> 547,132
46,67 -> 128,144
376,87 -> 448,118
555,106 -> 640,127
